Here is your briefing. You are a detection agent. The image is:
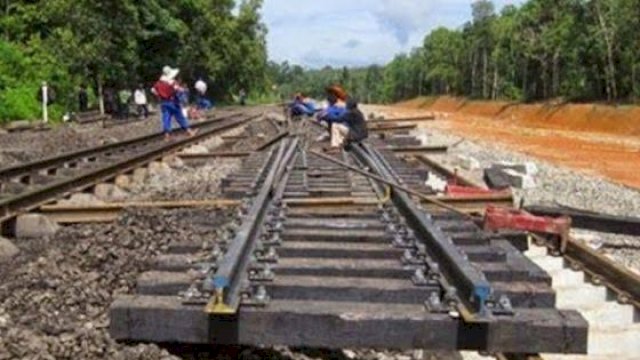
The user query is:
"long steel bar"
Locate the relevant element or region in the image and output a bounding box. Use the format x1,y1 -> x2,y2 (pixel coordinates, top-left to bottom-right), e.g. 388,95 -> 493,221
308,150 -> 473,218
0,115 -> 257,223
255,131 -> 290,151
352,144 -> 493,315
0,113 -> 241,181
208,138 -> 299,312
526,204 -> 640,236
535,234 -> 640,309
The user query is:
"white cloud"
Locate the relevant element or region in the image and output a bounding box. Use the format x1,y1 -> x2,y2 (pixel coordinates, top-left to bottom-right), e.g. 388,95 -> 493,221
263,0 -> 525,68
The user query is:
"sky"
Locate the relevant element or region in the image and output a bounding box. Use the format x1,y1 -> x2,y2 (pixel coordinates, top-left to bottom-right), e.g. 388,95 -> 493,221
262,0 -> 524,69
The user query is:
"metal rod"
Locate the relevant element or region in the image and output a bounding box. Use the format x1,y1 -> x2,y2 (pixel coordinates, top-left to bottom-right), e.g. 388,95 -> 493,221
255,131 -> 290,151
309,150 -> 474,219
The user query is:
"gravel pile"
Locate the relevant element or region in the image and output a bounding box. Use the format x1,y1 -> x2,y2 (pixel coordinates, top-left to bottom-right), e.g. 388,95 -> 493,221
128,159 -> 241,201
0,207 -> 232,359
409,126 -> 640,271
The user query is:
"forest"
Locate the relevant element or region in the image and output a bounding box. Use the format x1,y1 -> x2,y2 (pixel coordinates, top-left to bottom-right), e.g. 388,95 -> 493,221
0,0 -> 268,122
2,0 -> 640,122
271,0 -> 640,104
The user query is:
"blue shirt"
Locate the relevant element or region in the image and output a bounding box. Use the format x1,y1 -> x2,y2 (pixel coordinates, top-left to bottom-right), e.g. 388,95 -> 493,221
319,104 -> 346,123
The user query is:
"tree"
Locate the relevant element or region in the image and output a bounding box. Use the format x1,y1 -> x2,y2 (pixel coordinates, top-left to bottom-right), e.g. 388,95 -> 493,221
423,28 -> 464,95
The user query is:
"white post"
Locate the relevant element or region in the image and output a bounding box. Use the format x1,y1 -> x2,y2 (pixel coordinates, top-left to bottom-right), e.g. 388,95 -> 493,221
97,78 -> 105,115
41,82 -> 49,123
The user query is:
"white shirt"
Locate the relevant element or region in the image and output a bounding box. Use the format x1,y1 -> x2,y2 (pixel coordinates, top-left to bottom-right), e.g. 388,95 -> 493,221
195,80 -> 207,95
134,89 -> 147,105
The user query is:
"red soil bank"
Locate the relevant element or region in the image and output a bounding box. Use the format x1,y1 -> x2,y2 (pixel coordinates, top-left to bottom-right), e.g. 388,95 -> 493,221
391,97 -> 640,189
399,96 -> 640,137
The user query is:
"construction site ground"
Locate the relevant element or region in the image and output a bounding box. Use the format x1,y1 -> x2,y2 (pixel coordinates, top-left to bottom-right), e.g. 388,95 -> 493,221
372,97 -> 640,190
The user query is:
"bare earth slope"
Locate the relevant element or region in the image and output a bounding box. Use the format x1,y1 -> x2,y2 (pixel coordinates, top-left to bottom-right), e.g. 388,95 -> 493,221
376,97 -> 640,189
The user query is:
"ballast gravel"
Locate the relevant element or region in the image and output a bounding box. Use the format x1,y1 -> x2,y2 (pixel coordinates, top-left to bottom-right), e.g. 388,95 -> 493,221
0,114 -> 434,360
0,207 -> 231,360
128,159 -> 241,201
409,126 -> 640,271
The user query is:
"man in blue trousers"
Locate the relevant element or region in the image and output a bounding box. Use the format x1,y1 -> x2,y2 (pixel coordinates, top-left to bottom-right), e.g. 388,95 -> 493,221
152,66 -> 198,141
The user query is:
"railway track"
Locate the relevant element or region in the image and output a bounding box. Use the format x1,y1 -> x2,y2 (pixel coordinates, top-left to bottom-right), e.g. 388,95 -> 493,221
0,111 -> 261,232
110,121 -> 588,355
6,109 -> 636,358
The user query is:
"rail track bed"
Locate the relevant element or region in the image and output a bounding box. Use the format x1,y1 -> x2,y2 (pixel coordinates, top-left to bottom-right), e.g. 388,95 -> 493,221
111,122 -> 588,355
0,111 -> 261,229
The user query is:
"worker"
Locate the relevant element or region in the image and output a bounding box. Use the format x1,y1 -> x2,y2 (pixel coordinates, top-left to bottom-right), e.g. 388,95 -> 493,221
78,85 -> 88,112
103,88 -> 115,115
175,79 -> 190,120
117,87 -> 132,120
289,93 -> 316,117
134,84 -> 149,118
194,78 -> 212,110
239,88 -> 247,106
329,98 -> 368,149
316,86 -> 347,141
152,66 -> 198,140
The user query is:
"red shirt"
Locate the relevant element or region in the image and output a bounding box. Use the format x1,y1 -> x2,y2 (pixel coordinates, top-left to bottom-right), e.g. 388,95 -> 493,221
153,80 -> 175,101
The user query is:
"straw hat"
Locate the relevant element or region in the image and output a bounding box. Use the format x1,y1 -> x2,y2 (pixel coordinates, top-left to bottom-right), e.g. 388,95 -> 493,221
161,66 -> 180,81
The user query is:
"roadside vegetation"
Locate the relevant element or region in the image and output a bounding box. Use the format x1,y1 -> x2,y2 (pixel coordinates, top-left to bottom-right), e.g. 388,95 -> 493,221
0,0 -> 268,123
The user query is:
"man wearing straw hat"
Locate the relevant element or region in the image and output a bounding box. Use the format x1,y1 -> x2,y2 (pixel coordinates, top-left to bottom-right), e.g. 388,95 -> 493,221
152,66 -> 198,141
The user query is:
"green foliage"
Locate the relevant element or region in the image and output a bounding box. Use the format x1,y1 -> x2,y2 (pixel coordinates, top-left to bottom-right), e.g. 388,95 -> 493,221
271,0 -> 640,104
1,0 -> 269,122
0,40 -> 71,122
0,86 -> 40,121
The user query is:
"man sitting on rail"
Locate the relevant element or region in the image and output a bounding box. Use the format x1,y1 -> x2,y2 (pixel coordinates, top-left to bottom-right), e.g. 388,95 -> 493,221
152,66 -> 198,141
329,98 -> 368,150
289,93 -> 317,118
316,88 -> 347,142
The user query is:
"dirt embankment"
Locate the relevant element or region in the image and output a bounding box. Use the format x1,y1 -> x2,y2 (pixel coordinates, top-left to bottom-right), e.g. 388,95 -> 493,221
388,96 -> 640,189
397,96 -> 640,137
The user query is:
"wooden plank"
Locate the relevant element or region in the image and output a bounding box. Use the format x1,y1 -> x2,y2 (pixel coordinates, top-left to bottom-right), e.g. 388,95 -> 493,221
179,152 -> 253,159
368,115 -> 436,123
109,295 -> 587,353
38,199 -> 241,223
369,124 -> 417,132
389,145 -> 448,154
284,197 -> 378,207
283,193 -> 512,212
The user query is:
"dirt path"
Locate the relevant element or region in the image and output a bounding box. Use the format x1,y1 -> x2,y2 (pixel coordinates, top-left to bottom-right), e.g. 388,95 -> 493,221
366,105 -> 640,190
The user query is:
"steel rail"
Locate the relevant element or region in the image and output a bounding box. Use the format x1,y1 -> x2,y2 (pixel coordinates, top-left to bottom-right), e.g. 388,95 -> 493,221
532,233 -> 640,309
351,144 -> 493,316
0,114 -> 258,224
207,137 -> 299,313
308,150 -> 473,218
255,130 -> 290,151
0,113 -> 242,181
526,204 -> 640,236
